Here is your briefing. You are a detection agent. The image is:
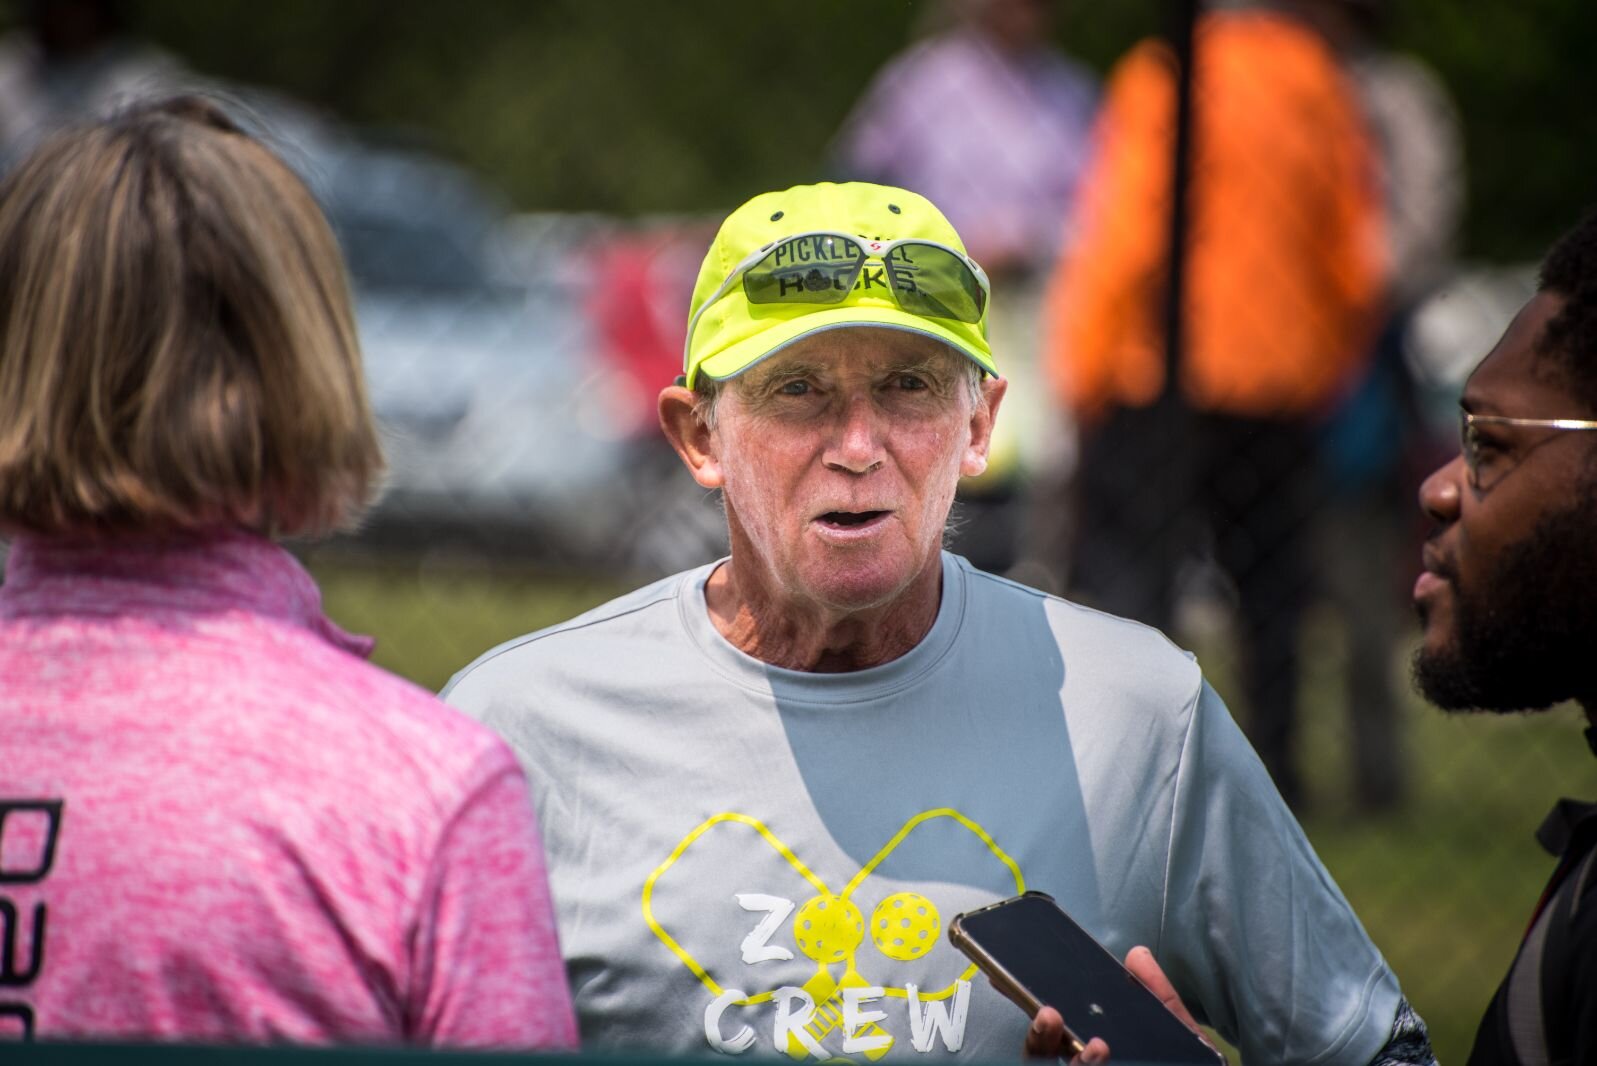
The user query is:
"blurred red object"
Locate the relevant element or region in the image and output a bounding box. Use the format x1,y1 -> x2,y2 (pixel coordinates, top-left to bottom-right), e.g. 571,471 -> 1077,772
584,222 -> 714,438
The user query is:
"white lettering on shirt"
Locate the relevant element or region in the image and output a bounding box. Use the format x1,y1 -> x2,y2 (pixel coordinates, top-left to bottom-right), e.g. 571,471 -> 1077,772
773,985 -> 827,1059
906,979 -> 972,1052
842,985 -> 890,1054
704,988 -> 757,1054
734,893 -> 796,964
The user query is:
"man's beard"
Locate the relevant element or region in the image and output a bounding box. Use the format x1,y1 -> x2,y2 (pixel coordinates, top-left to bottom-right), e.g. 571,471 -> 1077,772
1413,485 -> 1597,712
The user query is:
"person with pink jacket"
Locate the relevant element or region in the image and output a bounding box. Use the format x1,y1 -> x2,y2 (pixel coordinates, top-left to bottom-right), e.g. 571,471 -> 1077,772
0,96 -> 577,1049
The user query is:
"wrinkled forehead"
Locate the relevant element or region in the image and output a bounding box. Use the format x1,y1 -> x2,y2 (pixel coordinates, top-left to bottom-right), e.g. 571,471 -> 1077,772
739,325 -> 966,381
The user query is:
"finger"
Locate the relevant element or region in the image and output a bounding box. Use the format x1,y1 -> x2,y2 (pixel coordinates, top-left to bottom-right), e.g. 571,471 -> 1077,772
1024,1006 -> 1073,1060
1125,947 -> 1208,1041
1070,1036 -> 1111,1064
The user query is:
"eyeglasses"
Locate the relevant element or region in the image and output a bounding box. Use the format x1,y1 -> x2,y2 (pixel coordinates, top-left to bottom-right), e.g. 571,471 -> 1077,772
1460,409 -> 1597,486
683,231 -> 990,370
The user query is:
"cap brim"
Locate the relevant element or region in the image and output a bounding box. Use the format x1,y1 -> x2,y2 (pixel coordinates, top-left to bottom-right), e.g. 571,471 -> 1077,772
694,305 -> 998,385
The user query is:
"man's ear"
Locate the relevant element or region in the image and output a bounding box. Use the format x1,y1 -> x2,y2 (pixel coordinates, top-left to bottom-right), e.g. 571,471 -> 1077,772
659,385 -> 725,489
961,376 -> 1007,478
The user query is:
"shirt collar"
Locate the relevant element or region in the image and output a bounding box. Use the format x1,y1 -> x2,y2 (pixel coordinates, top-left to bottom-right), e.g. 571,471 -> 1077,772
1537,798 -> 1597,859
0,528 -> 374,659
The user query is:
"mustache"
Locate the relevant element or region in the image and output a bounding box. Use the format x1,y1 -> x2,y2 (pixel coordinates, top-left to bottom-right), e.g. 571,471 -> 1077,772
1421,529 -> 1459,582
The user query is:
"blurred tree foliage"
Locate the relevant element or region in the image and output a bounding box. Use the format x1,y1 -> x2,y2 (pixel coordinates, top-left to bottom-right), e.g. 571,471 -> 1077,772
109,0 -> 1167,211
4,0 -> 1591,259
1384,0 -> 1597,260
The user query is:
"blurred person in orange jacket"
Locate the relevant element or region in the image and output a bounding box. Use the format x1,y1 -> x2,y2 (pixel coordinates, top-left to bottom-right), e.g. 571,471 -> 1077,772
1042,0 -> 1385,810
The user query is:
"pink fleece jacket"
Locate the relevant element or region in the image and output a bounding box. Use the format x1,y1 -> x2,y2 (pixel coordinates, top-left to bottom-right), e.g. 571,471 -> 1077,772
0,530 -> 577,1049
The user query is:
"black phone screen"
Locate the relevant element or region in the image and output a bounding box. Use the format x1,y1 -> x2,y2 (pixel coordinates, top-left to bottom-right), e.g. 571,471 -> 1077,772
953,894 -> 1220,1064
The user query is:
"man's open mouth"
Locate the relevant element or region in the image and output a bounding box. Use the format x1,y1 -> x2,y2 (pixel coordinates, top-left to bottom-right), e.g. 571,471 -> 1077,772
817,510 -> 889,529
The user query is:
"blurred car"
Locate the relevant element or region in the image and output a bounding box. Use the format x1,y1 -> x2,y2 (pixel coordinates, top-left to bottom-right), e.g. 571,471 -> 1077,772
231,92 -> 729,573
1404,262 -> 1539,434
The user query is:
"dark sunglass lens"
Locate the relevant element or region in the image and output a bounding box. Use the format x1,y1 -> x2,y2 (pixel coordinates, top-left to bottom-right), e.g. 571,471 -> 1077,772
743,235 -> 862,305
882,243 -> 986,322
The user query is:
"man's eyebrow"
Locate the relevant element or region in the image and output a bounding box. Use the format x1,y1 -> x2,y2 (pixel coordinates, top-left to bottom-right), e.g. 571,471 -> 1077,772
884,353 -> 956,378
1459,391 -> 1505,416
743,359 -> 826,388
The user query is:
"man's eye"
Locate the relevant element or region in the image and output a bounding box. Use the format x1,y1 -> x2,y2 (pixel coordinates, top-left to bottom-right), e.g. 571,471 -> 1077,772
778,380 -> 811,396
896,375 -> 929,391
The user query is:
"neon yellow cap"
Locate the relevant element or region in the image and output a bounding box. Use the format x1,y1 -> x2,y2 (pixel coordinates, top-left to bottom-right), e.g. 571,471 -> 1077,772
684,182 -> 996,388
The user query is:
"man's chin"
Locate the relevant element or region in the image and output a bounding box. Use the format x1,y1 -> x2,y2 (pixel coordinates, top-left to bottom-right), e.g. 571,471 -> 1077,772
1411,644 -> 1480,711
805,573 -> 914,614
1412,643 -> 1565,714
797,553 -> 931,615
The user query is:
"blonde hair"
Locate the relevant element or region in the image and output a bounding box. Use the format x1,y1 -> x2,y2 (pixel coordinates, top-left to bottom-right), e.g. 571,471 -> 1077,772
0,95 -> 383,537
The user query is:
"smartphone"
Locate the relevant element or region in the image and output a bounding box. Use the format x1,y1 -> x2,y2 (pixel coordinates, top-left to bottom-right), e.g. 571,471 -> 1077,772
948,891 -> 1222,1064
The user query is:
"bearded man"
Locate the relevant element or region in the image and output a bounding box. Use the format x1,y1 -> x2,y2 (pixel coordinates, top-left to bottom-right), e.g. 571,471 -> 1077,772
1412,209 -> 1597,1065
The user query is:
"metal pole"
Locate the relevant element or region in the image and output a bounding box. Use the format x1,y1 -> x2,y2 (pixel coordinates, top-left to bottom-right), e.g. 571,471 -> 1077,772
1163,0 -> 1201,397
1157,0 -> 1202,621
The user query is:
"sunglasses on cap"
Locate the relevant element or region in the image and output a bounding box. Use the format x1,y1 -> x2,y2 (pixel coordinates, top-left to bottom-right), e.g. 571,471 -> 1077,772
683,231 -> 990,371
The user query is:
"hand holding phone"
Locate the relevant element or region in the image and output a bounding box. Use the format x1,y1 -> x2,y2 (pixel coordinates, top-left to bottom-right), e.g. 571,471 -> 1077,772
1029,1007 -> 1109,1064
948,892 -> 1222,1064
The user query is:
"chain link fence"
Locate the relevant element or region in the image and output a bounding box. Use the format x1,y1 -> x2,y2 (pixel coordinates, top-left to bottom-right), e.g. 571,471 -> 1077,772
1,0 -> 1590,1059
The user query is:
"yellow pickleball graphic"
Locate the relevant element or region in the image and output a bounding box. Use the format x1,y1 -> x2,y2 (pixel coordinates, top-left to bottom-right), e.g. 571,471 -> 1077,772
793,894 -> 865,965
641,807 -> 1025,1011
870,892 -> 941,961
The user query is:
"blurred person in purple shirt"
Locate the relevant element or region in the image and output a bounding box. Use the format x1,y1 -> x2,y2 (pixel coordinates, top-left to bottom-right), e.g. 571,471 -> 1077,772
833,0 -> 1098,280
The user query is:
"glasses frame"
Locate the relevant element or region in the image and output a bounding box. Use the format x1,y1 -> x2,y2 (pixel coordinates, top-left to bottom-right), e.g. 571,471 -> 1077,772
682,230 -> 991,379
1459,409 -> 1597,487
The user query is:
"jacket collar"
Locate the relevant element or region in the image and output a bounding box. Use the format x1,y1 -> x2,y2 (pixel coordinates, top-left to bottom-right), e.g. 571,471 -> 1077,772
0,528 -> 373,658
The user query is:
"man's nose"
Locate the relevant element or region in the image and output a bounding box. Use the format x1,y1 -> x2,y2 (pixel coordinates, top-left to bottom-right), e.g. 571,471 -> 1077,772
822,394 -> 886,474
1418,454 -> 1464,524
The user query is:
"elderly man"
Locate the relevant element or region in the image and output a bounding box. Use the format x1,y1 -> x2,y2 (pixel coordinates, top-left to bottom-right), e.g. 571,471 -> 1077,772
1411,210 -> 1597,1064
444,182 -> 1430,1064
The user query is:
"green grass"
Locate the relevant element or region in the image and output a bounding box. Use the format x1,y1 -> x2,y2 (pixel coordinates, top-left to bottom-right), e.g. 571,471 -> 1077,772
1296,706 -> 1585,1057
307,555 -> 1591,1062
306,551 -> 630,692
1297,700 -> 1589,1058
